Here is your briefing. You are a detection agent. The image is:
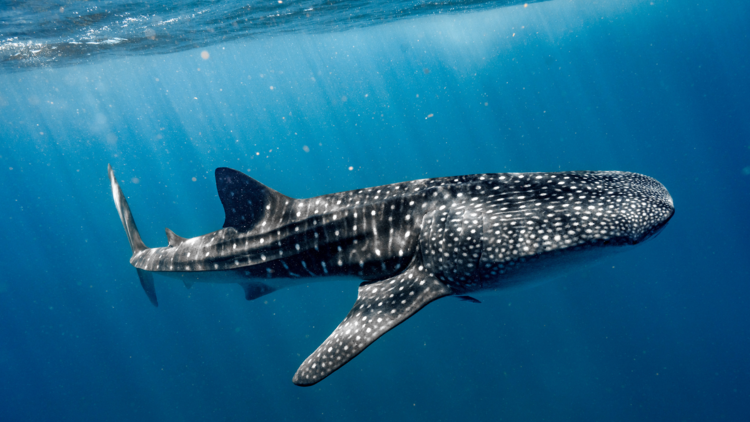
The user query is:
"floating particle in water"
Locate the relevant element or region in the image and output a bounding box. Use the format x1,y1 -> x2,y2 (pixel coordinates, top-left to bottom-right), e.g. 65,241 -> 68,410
201,51 -> 209,60
423,68 -> 430,74
348,166 -> 354,171
191,177 -> 197,182
131,177 -> 140,184
303,145 -> 310,153
425,113 -> 434,119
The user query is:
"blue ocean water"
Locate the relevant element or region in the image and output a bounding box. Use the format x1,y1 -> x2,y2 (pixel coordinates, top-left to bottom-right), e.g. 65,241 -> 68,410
1,0 -> 749,420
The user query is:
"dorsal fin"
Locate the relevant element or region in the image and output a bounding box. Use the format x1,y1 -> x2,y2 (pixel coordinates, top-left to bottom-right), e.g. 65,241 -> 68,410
215,168 -> 294,231
165,228 -> 187,247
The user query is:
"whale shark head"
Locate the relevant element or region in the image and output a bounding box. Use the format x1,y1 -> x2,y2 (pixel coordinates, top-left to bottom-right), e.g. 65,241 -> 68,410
618,173 -> 674,245
418,171 -> 675,294
516,170 -> 675,249
590,171 -> 674,247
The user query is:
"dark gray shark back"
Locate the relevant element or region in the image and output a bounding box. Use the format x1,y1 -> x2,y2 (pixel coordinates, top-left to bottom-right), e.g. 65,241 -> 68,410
127,168 -> 430,278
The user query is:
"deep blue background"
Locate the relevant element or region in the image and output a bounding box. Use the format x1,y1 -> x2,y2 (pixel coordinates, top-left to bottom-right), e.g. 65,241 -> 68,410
1,1 -> 749,421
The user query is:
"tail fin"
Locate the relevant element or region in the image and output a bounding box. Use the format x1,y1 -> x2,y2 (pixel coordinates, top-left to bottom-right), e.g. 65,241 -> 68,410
108,164 -> 148,255
136,268 -> 158,307
108,165 -> 157,307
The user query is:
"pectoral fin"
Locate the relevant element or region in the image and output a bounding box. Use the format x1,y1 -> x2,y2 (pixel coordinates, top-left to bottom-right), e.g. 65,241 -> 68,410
456,295 -> 481,303
292,254 -> 451,386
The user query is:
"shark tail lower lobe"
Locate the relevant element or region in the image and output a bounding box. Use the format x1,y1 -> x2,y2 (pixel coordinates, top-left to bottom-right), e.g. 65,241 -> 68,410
108,165 -> 157,307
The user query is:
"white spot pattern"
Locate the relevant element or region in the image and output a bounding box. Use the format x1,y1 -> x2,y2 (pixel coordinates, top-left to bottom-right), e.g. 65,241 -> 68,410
120,168 -> 673,386
293,256 -> 451,385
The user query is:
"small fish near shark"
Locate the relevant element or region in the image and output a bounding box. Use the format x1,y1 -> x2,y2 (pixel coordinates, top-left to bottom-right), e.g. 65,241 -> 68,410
108,165 -> 674,386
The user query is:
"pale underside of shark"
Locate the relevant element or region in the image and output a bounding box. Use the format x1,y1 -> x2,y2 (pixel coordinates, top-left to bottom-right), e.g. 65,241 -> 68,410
108,165 -> 674,386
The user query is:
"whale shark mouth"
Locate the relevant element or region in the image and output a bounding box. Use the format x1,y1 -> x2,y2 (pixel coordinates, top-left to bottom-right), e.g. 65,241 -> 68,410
631,207 -> 675,245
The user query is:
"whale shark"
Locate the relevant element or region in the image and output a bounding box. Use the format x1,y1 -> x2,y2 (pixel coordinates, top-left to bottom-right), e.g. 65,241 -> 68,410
108,165 -> 674,386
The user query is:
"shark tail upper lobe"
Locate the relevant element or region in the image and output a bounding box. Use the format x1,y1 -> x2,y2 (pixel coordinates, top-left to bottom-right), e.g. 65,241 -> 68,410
108,165 -> 157,306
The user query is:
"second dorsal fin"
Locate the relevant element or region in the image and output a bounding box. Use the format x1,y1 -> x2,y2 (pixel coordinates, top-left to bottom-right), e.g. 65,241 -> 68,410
215,167 -> 295,231
165,228 -> 187,247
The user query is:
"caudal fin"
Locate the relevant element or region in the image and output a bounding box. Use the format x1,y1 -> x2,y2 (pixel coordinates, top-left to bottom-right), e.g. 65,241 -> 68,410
109,165 -> 157,307
108,164 -> 148,255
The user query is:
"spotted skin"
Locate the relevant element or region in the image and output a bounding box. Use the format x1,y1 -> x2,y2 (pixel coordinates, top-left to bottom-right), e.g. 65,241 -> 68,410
293,250 -> 451,385
108,166 -> 674,386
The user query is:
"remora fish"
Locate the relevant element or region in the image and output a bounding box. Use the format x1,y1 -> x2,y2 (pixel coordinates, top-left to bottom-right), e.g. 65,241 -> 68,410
108,165 -> 674,386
